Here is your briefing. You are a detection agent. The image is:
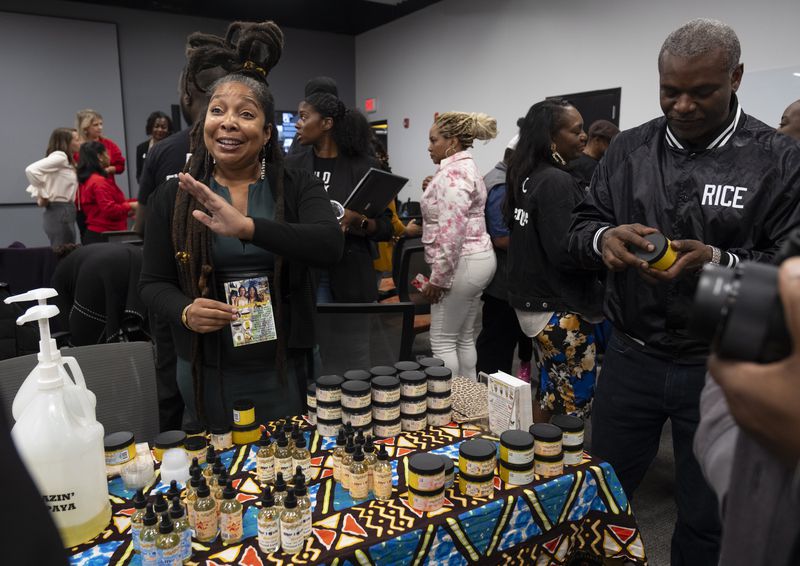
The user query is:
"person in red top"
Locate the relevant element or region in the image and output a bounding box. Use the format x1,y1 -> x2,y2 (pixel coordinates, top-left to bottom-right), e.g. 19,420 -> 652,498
75,109 -> 126,185
76,141 -> 136,243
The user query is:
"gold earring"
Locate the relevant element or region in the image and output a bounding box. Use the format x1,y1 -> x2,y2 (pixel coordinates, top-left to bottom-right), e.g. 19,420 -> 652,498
551,143 -> 566,166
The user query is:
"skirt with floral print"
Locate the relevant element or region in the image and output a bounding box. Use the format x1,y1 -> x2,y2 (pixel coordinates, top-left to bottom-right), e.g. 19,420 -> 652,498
534,312 -> 596,418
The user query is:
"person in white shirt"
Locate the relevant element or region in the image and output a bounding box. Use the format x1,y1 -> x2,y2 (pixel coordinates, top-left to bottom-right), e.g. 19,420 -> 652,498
25,128 -> 80,246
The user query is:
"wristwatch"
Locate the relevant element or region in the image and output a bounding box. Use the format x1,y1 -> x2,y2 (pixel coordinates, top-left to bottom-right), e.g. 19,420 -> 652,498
708,245 -> 721,265
359,215 -> 369,231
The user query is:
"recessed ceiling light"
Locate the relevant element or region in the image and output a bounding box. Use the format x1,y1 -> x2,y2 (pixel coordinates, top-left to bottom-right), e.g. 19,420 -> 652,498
794,72 -> 800,77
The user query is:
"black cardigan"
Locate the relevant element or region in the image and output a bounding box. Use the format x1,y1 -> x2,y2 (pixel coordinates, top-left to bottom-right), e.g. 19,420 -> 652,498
285,147 -> 393,302
138,164 -> 343,363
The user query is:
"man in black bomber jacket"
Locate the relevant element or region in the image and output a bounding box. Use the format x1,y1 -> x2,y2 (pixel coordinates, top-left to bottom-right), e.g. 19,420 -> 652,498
568,19 -> 800,566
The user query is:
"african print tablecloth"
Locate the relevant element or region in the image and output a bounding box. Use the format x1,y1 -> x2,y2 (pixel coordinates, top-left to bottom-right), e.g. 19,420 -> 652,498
68,417 -> 648,565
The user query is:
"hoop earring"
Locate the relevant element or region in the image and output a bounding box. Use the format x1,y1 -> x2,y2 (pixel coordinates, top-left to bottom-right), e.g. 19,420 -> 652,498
551,143 -> 566,166
445,146 -> 454,158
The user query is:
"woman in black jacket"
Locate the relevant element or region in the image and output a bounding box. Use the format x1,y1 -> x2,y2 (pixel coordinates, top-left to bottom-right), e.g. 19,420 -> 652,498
139,22 -> 343,427
506,99 -> 599,422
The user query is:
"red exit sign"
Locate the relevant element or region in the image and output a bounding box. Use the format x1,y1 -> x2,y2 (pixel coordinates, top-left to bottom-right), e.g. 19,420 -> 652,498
364,97 -> 378,113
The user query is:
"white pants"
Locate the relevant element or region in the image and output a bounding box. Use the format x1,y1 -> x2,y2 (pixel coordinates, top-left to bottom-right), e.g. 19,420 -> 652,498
430,249 -> 497,379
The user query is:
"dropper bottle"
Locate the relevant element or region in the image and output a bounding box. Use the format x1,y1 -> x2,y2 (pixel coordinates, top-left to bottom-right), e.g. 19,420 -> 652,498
139,506 -> 159,565
169,496 -> 192,563
155,515 -> 181,565
193,478 -> 218,543
292,433 -> 311,483
341,438 -> 356,491
372,445 -> 393,500
256,431 -> 275,485
332,429 -> 347,482
219,481 -> 243,544
274,431 -> 293,480
279,489 -> 304,554
130,488 -> 148,554
364,436 -> 377,493
203,446 -> 217,481
257,486 -> 281,554
273,472 -> 288,508
293,473 -> 312,538
349,446 -> 369,502
153,493 -> 168,521
185,466 -> 202,531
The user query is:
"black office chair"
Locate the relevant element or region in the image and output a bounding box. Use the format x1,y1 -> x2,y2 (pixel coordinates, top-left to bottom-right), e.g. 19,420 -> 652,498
0,342 -> 159,443
396,240 -> 431,314
101,230 -> 143,245
315,302 -> 415,376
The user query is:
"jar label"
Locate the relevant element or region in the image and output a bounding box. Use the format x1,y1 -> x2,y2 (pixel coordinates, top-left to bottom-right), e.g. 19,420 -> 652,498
220,511 -> 243,542
410,491 -> 444,512
402,383 -> 427,397
194,507 -> 218,540
373,406 -> 401,421
459,458 -> 495,477
342,395 -> 371,410
372,389 -> 401,404
409,471 -> 444,491
534,440 -> 562,457
318,406 -> 342,420
427,379 -> 452,393
427,412 -> 452,427
233,409 -> 242,424
105,447 -> 133,466
257,516 -> 280,553
401,399 -> 427,413
535,459 -> 564,477
426,396 -> 451,410
501,446 -> 534,465
373,468 -> 393,499
316,390 -> 341,403
280,519 -> 305,553
462,480 -> 493,497
562,430 -> 584,447
503,467 -> 535,486
258,455 -> 275,484
347,412 -> 373,427
350,471 -> 369,500
564,450 -> 583,466
401,418 -> 427,431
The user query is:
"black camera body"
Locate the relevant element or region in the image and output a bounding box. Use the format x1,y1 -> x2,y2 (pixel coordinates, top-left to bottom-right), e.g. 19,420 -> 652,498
689,230 -> 800,363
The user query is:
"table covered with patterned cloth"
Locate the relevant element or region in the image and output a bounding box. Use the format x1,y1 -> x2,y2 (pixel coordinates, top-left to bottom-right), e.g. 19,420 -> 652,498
68,417 -> 648,565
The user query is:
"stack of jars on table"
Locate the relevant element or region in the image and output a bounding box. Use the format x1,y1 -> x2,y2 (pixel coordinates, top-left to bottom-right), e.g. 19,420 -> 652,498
310,358 -> 453,439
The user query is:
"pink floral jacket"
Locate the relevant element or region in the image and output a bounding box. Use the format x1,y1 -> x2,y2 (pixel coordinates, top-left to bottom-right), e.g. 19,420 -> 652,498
421,151 -> 492,288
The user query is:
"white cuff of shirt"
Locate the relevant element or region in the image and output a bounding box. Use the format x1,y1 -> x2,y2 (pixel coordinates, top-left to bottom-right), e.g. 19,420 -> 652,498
592,226 -> 613,256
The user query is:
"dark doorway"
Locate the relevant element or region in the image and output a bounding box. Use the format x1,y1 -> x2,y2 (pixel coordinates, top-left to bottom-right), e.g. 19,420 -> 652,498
370,119 -> 388,152
548,87 -> 621,129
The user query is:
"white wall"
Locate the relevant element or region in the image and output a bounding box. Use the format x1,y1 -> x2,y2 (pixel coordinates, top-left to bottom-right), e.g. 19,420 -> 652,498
356,0 -> 800,202
0,1 -> 355,246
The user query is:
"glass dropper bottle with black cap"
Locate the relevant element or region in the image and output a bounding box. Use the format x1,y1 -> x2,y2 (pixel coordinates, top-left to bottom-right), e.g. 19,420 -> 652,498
257,486 -> 281,553
280,488 -> 304,554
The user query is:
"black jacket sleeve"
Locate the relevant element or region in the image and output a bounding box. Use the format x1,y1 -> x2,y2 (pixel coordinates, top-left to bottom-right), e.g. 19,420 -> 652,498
137,142 -> 161,205
251,170 -> 344,267
724,136 -> 800,264
568,147 -> 619,270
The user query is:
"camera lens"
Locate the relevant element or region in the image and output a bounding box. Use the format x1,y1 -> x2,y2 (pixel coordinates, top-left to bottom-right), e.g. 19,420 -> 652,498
689,264 -> 736,343
690,262 -> 790,363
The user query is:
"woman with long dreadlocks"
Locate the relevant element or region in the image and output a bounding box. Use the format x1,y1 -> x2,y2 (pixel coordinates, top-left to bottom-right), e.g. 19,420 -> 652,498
139,21 -> 343,427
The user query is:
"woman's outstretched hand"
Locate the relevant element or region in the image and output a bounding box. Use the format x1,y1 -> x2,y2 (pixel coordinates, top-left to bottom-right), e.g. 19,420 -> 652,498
178,172 -> 255,240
